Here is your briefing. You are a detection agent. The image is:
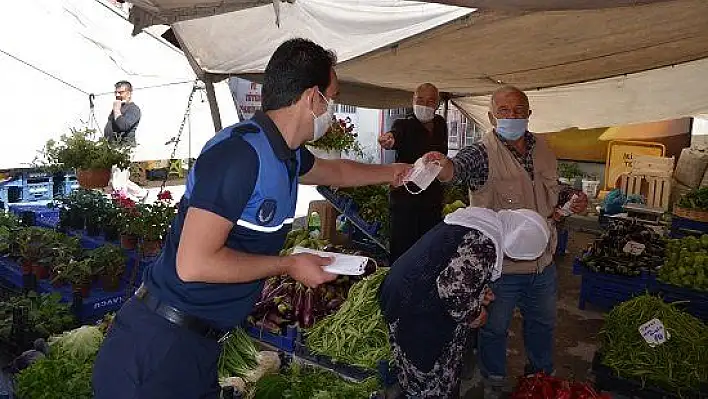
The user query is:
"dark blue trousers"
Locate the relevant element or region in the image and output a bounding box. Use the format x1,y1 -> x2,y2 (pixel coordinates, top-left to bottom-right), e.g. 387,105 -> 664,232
92,298 -> 221,399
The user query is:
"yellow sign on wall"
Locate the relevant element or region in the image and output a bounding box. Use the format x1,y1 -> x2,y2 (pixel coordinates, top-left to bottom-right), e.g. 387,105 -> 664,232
605,141 -> 665,190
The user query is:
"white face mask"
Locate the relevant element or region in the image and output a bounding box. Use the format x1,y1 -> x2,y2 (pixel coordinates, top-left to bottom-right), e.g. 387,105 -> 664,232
311,90 -> 335,141
404,158 -> 443,195
413,104 -> 435,122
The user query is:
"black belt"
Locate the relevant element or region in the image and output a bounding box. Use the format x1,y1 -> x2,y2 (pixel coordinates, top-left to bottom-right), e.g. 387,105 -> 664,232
135,285 -> 229,342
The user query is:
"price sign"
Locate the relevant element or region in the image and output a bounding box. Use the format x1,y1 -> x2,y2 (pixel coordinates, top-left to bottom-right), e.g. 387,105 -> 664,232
638,318 -> 670,347
623,241 -> 646,256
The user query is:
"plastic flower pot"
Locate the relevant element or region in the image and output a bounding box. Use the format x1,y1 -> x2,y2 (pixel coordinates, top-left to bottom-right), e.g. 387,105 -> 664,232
32,264 -> 48,280
120,234 -> 138,250
140,239 -> 162,258
72,282 -> 91,298
76,168 -> 111,189
101,274 -> 121,292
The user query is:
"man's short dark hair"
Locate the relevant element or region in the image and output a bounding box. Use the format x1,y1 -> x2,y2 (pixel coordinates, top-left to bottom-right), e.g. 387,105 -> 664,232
261,38 -> 337,112
115,80 -> 133,92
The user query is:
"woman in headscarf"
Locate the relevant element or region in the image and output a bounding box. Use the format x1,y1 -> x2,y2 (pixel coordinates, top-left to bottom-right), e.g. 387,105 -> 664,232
379,207 -> 551,399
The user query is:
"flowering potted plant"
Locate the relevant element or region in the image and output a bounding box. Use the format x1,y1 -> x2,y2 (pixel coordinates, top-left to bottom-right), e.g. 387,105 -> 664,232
87,244 -> 127,292
136,191 -> 176,257
307,116 -> 363,159
35,128 -> 132,188
114,194 -> 141,250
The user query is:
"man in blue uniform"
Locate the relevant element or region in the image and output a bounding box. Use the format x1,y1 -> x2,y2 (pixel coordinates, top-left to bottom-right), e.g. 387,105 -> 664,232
92,38 -> 411,398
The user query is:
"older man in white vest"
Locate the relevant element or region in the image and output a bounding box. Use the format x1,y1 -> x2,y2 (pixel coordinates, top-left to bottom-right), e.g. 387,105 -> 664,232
424,86 -> 588,396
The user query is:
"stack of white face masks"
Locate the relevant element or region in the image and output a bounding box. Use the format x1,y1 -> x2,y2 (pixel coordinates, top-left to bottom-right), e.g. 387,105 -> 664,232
444,207 -> 551,281
403,158 -> 443,195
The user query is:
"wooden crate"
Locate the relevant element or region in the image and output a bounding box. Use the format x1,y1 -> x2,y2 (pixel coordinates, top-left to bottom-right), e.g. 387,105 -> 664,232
631,155 -> 675,178
618,173 -> 672,211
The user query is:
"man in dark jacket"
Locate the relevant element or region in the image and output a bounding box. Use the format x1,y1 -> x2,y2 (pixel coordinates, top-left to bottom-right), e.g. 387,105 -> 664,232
104,80 -> 147,199
378,83 -> 448,263
104,80 -> 141,146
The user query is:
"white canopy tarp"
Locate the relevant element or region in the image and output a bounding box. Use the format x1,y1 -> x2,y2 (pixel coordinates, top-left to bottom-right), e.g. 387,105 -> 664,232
454,56 -> 708,133
130,0 -> 708,131
0,0 -> 238,170
127,0 -> 676,31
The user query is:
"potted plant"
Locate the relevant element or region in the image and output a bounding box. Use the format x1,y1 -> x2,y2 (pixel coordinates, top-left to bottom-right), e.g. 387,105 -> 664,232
52,258 -> 95,298
114,194 -> 140,250
17,227 -> 49,277
307,116 -> 363,159
34,127 -> 132,189
87,245 -> 127,292
102,203 -> 122,242
137,191 -> 176,257
46,234 -> 82,288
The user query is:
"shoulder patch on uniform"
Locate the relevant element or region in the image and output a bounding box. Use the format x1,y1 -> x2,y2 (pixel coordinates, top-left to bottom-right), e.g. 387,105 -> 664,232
231,123 -> 260,136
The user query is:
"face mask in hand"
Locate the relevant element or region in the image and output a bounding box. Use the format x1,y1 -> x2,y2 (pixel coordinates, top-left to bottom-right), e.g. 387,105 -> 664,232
413,105 -> 435,123
311,90 -> 335,141
404,158 -> 443,195
495,118 -> 528,141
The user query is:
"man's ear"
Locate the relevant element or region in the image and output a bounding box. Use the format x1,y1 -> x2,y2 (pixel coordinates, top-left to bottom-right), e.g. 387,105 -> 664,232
488,111 -> 496,127
528,109 -> 533,118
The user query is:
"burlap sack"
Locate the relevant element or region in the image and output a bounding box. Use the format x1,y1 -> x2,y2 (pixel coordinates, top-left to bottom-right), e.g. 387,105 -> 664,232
673,148 -> 708,188
670,179 -> 694,211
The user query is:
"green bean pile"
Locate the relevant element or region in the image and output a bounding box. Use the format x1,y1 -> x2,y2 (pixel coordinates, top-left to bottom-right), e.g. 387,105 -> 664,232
599,294 -> 708,395
304,268 -> 390,369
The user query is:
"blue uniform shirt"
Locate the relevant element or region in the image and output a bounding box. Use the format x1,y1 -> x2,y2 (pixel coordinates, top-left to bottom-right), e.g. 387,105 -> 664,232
143,111 -> 316,330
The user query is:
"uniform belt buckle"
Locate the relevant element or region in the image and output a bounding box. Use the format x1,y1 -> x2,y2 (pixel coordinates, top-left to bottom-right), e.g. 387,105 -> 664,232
217,331 -> 232,344
135,284 -> 148,300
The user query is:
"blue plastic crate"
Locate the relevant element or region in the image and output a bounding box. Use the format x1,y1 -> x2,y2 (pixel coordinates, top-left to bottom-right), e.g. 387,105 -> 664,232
246,324 -> 298,353
22,181 -> 53,202
652,282 -> 708,322
316,186 -> 388,253
578,268 -> 651,311
572,256 -> 583,275
62,175 -> 79,196
670,215 -> 708,238
0,256 -> 22,288
7,204 -> 58,221
37,279 -> 128,322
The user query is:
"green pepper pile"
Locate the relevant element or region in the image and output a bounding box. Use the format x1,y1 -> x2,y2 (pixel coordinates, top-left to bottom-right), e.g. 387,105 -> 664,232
660,235 -> 708,292
599,294 -> 708,395
580,220 -> 666,276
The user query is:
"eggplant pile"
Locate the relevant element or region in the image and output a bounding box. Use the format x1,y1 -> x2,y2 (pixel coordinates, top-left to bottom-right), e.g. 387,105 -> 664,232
251,228 -> 378,332
581,220 -> 666,276
248,275 -> 355,332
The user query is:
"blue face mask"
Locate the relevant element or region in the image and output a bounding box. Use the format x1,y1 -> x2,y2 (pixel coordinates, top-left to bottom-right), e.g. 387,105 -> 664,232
495,118 -> 528,141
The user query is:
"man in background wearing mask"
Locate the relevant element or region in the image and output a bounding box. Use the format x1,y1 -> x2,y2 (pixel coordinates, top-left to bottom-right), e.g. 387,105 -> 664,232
93,38 -> 411,399
104,80 -> 148,201
423,86 -> 588,397
378,83 -> 448,263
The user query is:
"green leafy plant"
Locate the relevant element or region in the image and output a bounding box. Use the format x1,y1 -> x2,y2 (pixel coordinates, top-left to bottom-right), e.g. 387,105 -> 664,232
558,162 -> 583,180
677,186 -> 708,211
308,116 -> 363,155
86,244 -> 127,278
16,352 -> 94,399
52,258 -> 96,286
0,292 -> 76,343
337,185 -> 390,239
34,127 -> 132,172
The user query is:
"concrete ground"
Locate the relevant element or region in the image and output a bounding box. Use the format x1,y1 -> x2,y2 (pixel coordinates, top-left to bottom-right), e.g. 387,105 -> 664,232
461,230 -> 603,398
